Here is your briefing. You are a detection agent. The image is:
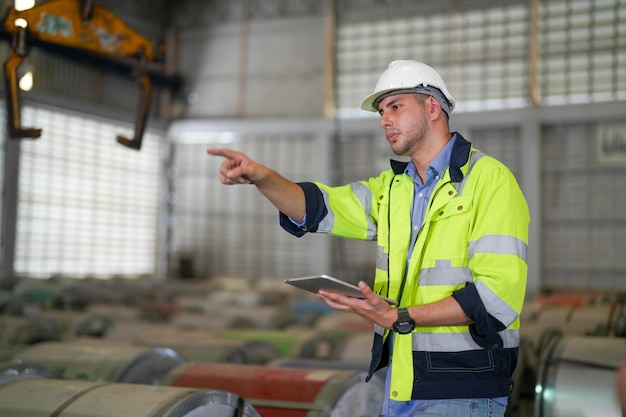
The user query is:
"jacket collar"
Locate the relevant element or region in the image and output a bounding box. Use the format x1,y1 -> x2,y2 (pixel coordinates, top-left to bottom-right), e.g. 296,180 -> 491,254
390,132 -> 471,182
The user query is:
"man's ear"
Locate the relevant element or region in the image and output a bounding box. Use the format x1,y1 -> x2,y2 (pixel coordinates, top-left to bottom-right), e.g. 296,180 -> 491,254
426,96 -> 443,119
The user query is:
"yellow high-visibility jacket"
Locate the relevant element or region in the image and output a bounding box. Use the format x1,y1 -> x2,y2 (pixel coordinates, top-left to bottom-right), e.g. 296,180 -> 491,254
280,133 -> 530,400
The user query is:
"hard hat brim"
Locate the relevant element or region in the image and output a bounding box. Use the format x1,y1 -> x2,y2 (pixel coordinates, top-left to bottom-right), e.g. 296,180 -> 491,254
360,88 -> 412,112
360,86 -> 455,115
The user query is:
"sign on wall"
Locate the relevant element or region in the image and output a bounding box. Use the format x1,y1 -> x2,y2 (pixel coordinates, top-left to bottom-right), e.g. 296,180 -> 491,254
597,124 -> 626,165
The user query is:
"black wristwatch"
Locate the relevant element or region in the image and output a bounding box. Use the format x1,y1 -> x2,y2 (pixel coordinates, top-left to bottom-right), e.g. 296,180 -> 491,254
392,307 -> 415,334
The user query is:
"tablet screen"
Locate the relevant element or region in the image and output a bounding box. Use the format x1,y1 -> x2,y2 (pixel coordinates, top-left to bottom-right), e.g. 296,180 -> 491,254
284,274 -> 397,305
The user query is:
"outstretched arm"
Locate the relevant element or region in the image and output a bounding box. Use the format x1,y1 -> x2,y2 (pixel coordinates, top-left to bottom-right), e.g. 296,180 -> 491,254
207,148 -> 306,222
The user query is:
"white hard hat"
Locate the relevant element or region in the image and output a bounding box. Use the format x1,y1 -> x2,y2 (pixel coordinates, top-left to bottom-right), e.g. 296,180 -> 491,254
360,60 -> 455,115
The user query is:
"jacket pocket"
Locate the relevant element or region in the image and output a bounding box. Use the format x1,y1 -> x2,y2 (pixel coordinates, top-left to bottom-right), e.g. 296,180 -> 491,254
422,196 -> 472,262
425,350 -> 495,373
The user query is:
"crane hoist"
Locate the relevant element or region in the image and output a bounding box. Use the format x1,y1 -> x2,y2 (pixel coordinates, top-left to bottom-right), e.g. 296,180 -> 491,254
0,0 -> 177,150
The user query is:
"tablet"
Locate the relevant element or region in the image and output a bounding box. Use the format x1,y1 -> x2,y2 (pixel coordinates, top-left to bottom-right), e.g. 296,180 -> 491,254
284,274 -> 397,305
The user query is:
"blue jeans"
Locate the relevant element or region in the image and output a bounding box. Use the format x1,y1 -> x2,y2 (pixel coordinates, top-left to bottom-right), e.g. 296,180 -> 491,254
411,399 -> 506,417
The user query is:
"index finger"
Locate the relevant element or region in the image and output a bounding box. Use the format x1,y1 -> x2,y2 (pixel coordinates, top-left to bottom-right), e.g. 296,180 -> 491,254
207,148 -> 238,159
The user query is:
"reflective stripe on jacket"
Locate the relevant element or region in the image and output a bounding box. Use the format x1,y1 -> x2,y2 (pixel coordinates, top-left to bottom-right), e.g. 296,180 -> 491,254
279,133 -> 530,400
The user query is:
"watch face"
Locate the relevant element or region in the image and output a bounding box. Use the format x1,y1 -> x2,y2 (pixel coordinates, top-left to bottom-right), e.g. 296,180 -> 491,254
394,321 -> 414,334
393,308 -> 415,334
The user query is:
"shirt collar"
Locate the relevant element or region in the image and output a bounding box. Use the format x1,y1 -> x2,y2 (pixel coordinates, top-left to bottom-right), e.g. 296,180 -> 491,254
405,133 -> 457,183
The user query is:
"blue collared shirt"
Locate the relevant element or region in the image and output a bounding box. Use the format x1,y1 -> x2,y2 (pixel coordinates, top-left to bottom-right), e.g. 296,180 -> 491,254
405,136 -> 455,260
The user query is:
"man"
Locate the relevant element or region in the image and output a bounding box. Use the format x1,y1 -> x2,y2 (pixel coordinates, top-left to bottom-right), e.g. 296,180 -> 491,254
209,60 -> 529,417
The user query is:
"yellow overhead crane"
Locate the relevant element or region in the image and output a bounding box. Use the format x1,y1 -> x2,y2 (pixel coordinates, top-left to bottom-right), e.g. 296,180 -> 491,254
1,0 -> 178,150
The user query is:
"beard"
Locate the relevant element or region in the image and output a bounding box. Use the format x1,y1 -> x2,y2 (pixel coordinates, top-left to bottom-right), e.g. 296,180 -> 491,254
390,108 -> 429,156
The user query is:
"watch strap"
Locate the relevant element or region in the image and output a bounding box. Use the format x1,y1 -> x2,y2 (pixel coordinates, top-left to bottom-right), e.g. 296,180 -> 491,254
396,307 -> 410,322
393,307 -> 415,334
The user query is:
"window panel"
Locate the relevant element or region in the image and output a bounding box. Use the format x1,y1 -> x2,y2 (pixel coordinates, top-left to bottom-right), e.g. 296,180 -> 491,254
336,0 -> 624,115
171,128 -> 324,281
542,123 -> 626,290
14,106 -> 164,279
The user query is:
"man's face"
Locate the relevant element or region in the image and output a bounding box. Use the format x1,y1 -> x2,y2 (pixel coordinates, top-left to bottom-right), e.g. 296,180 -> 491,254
377,93 -> 429,156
